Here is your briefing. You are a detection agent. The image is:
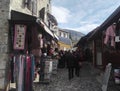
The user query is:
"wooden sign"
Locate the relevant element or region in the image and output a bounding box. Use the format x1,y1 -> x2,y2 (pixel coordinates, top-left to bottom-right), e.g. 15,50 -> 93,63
102,63 -> 112,91
14,24 -> 26,50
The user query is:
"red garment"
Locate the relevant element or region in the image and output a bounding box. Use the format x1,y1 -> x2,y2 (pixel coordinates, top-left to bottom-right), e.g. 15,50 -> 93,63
26,56 -> 31,91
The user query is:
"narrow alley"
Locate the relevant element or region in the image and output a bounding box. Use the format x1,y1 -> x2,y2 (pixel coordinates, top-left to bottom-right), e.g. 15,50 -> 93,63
34,62 -> 102,91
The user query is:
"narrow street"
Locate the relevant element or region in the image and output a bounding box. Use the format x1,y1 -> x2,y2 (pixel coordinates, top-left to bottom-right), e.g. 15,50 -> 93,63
9,62 -> 120,91
34,62 -> 102,91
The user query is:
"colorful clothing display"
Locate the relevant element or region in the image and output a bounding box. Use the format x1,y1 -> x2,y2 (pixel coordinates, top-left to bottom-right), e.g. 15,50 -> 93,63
10,54 -> 35,91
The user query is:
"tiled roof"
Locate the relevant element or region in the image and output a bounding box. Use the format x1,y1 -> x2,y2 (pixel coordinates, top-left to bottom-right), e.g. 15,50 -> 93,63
47,13 -> 58,25
58,36 -> 72,45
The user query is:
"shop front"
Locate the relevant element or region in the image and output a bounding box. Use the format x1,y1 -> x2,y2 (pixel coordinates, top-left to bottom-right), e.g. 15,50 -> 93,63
7,10 -> 57,91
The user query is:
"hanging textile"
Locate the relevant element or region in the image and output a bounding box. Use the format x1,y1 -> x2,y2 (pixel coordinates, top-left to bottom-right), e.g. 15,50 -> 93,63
14,24 -> 26,50
104,24 -> 116,47
18,55 -> 24,91
10,56 -> 15,83
11,54 -> 35,91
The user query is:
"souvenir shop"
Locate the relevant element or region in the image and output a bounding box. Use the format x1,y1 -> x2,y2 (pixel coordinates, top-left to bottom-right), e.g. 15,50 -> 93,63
8,10 -> 57,91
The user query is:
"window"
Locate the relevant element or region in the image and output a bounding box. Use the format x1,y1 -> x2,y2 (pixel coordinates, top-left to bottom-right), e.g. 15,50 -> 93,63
59,32 -> 62,36
32,0 -> 37,14
39,7 -> 45,20
61,32 -> 64,37
23,0 -> 37,15
47,4 -> 49,12
27,0 -> 32,11
65,33 -> 68,38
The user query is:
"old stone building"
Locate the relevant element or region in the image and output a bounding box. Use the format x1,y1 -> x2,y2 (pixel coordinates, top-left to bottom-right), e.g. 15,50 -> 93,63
0,0 -> 58,90
0,0 -> 10,90
57,29 -> 72,51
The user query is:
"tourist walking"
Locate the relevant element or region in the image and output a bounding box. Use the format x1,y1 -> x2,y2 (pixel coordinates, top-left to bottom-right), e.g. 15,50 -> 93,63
66,51 -> 75,80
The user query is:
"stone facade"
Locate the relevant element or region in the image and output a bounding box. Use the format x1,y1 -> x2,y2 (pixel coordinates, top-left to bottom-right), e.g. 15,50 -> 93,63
0,0 -> 49,90
10,0 -> 51,25
0,0 -> 52,90
0,0 -> 10,90
10,0 -> 33,17
37,0 -> 51,25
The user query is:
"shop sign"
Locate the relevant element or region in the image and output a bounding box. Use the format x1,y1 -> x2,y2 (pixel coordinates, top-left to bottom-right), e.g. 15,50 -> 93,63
14,24 -> 26,50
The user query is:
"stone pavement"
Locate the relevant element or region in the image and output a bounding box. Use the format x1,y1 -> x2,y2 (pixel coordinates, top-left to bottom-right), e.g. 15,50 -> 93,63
9,62 -> 120,91
34,62 -> 102,91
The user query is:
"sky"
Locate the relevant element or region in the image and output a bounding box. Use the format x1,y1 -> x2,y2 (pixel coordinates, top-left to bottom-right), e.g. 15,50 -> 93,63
51,0 -> 120,34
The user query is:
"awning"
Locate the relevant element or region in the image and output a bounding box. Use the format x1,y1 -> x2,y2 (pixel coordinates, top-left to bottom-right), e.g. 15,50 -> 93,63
10,10 -> 54,38
54,33 -> 59,40
39,20 -> 54,37
11,10 -> 37,21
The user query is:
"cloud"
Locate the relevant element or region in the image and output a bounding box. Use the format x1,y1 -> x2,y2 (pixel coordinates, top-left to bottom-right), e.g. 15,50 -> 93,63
52,0 -> 120,34
52,6 -> 71,23
85,4 -> 119,24
65,23 -> 99,35
72,0 -> 119,25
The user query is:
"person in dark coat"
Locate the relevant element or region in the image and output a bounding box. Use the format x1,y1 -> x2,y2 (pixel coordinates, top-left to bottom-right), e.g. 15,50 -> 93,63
66,51 -> 75,80
74,51 -> 81,77
74,47 -> 84,77
58,50 -> 65,68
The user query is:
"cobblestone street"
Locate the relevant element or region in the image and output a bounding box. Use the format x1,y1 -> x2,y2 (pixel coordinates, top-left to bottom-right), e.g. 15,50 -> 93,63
9,62 -> 120,91
34,62 -> 102,91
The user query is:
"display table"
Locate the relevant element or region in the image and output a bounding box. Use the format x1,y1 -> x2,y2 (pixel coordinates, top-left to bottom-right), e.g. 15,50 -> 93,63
39,56 -> 53,84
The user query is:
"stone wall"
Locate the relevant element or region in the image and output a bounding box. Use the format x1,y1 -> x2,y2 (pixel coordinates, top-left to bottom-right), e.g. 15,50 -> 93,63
0,0 -> 52,90
10,0 -> 33,16
10,0 -> 51,25
37,0 -> 51,25
0,0 -> 10,90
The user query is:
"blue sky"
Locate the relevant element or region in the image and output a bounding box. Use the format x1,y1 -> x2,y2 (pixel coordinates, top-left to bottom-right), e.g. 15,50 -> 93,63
51,0 -> 120,34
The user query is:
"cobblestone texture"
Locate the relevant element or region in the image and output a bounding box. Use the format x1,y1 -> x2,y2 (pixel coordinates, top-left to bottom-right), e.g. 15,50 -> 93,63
9,62 -> 120,91
34,62 -> 102,91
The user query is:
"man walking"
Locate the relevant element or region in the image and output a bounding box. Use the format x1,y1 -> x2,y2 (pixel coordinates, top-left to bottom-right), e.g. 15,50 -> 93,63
66,51 -> 75,80
75,47 -> 84,77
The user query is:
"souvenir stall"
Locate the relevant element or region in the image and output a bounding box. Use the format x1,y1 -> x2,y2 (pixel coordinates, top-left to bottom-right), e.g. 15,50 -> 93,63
39,55 -> 53,83
9,23 -> 38,91
10,25 -> 56,88
38,35 -> 54,83
8,10 -> 43,91
8,10 -> 59,89
37,34 -> 59,83
51,48 -> 59,75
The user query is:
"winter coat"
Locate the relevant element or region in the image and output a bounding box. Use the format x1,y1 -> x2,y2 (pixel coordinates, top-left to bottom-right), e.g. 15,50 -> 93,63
66,53 -> 75,68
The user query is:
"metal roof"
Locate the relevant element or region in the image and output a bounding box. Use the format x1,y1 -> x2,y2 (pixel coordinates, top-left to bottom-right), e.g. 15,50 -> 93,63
58,36 -> 72,45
